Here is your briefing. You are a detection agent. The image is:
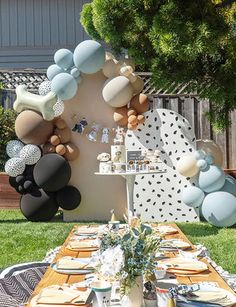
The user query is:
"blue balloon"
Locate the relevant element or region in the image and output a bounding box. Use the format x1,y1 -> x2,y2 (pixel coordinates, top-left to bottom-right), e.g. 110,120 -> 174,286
220,175 -> 236,197
47,64 -> 64,81
205,154 -> 214,165
196,159 -> 208,170
198,165 -> 225,193
194,150 -> 205,160
54,48 -> 73,70
51,73 -> 78,100
182,186 -> 205,208
70,67 -> 80,78
73,40 -> 105,74
202,191 -> 236,227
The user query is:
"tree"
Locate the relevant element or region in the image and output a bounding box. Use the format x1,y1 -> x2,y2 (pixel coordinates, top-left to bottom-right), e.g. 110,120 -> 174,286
81,0 -> 236,130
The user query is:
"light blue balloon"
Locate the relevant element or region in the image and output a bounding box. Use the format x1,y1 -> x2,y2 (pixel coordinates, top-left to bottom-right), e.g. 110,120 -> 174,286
54,48 -> 73,70
75,75 -> 82,84
47,64 -> 64,81
197,159 -> 208,170
202,191 -> 236,227
182,186 -> 205,208
70,67 -> 80,78
194,150 -> 205,160
205,154 -> 214,165
73,40 -> 105,74
51,73 -> 78,100
198,165 -> 225,193
220,175 -> 236,197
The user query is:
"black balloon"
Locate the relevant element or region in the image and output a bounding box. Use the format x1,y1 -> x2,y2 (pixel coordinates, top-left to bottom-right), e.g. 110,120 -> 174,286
9,176 -> 18,189
33,154 -> 71,192
20,188 -> 59,221
56,185 -> 81,210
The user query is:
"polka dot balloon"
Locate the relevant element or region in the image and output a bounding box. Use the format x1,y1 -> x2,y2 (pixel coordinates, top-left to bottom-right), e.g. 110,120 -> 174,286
6,140 -> 24,158
5,157 -> 25,177
20,144 -> 42,165
53,100 -> 65,117
38,80 -> 52,95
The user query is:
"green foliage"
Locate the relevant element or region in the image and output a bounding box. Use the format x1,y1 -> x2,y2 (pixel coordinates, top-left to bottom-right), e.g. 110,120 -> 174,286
81,0 -> 236,130
0,106 -> 17,171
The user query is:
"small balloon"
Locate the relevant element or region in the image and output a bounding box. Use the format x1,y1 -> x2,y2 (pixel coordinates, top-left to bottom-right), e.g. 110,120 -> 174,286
196,159 -> 208,170
70,67 -> 80,78
53,100 -> 65,117
20,144 -> 42,165
54,48 -> 73,70
194,150 -> 205,160
56,185 -> 81,210
205,154 -> 214,165
198,165 -> 225,193
6,140 -> 24,158
5,157 -> 25,177
51,73 -> 78,100
38,80 -> 51,95
182,186 -> 205,208
47,64 -> 64,81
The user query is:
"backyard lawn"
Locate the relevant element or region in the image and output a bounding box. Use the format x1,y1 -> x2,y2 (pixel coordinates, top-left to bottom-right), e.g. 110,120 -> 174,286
0,210 -> 236,274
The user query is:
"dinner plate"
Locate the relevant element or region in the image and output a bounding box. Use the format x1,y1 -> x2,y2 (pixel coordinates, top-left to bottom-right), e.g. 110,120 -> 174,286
160,239 -> 191,250
158,258 -> 208,275
154,226 -> 178,235
51,263 -> 95,275
66,245 -> 99,252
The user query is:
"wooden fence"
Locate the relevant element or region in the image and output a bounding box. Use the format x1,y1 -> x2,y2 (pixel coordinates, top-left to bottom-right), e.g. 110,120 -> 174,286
150,96 -> 236,169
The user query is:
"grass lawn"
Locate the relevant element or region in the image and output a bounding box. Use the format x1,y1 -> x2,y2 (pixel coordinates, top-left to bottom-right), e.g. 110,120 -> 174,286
0,210 -> 236,274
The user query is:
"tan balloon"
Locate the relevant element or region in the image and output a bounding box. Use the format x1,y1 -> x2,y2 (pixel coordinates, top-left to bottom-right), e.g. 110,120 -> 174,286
15,110 -> 54,145
56,144 -> 66,155
42,143 -> 56,154
49,135 -> 60,146
128,115 -> 138,125
176,156 -> 200,177
196,139 -> 223,166
128,73 -> 137,83
55,127 -> 71,143
131,76 -> 144,94
128,122 -> 138,130
120,65 -> 133,77
64,143 -> 80,161
102,59 -> 120,78
127,108 -> 137,117
130,93 -> 149,114
137,114 -> 145,124
102,76 -> 133,107
55,118 -> 67,129
123,58 -> 135,70
113,106 -> 128,126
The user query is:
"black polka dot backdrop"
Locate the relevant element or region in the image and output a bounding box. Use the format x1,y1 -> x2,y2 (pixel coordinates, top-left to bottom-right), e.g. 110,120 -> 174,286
125,108 -> 199,222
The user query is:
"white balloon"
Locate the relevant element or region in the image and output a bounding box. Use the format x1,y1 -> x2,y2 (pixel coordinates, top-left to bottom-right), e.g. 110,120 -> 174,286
20,145 -> 41,165
6,140 -> 24,158
5,157 -> 25,177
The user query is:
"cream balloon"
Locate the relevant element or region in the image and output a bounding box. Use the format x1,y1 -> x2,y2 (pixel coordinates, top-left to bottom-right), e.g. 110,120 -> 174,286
105,51 -> 115,61
102,59 -> 121,78
14,85 -> 57,121
196,139 -> 223,166
131,76 -> 144,94
121,58 -> 135,70
102,76 -> 134,107
176,155 -> 200,177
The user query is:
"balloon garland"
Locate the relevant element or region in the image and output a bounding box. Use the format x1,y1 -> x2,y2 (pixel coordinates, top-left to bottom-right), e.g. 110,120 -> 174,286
176,141 -> 236,227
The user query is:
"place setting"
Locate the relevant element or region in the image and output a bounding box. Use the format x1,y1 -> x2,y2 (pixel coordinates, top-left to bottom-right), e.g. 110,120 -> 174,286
51,256 -> 96,275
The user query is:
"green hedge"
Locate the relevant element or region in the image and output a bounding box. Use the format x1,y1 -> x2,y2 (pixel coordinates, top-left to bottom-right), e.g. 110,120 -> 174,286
0,106 -> 17,171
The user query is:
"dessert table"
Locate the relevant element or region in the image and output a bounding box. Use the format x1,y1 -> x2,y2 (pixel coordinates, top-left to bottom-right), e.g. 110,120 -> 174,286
25,223 -> 236,307
95,170 -> 166,217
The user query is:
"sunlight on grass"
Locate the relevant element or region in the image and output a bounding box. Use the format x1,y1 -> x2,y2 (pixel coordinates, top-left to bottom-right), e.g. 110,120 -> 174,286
0,210 -> 235,274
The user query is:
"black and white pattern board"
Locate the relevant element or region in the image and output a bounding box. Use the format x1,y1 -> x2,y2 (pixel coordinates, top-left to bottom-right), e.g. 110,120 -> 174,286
125,108 -> 199,222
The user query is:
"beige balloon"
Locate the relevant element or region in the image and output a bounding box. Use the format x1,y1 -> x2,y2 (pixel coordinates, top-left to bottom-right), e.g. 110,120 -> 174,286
196,139 -> 223,166
102,76 -> 134,107
105,51 -> 115,61
176,155 -> 200,177
122,58 -> 135,70
102,59 -> 121,78
131,76 -> 144,94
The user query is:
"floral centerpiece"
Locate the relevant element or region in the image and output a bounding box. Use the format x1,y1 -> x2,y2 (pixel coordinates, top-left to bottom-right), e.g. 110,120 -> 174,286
92,223 -> 160,297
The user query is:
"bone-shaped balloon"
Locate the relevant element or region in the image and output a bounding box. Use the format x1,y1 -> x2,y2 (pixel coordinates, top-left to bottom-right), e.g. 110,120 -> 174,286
14,85 -> 57,121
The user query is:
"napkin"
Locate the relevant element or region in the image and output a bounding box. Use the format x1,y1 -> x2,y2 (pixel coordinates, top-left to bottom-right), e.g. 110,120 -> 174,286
188,289 -> 236,306
56,257 -> 94,270
36,285 -> 91,305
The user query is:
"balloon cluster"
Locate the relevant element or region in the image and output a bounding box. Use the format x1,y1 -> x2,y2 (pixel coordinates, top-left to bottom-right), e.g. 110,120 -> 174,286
43,118 -> 79,161
47,40 -> 105,101
102,52 -> 149,130
176,139 -> 236,227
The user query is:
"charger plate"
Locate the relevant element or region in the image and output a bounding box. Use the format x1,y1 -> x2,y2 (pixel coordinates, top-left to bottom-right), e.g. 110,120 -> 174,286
158,258 -> 208,275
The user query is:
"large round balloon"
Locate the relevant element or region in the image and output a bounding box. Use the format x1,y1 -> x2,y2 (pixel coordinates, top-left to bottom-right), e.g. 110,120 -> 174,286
6,140 -> 24,158
220,175 -> 236,197
182,186 -> 205,208
198,165 -> 225,193
54,48 -> 73,70
201,191 -> 236,227
176,156 -> 199,177
102,76 -> 133,107
20,189 -> 59,221
56,185 -> 81,210
196,139 -> 223,166
33,154 -> 71,192
5,157 -> 25,177
51,73 -> 78,101
73,40 -> 105,74
20,144 -> 42,165
47,64 -> 64,81
15,110 -> 54,145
